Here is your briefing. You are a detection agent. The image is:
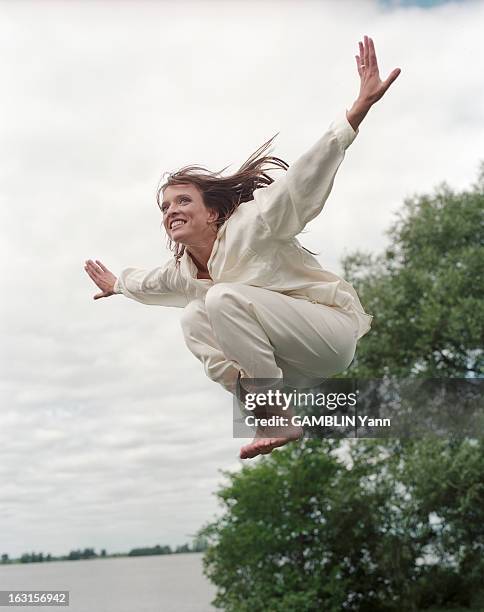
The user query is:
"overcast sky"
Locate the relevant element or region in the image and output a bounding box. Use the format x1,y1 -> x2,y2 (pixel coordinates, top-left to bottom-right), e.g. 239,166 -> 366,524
1,0 -> 483,559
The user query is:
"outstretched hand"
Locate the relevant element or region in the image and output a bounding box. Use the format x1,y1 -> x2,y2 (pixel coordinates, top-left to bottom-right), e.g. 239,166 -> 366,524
355,35 -> 401,106
346,35 -> 401,131
84,259 -> 117,300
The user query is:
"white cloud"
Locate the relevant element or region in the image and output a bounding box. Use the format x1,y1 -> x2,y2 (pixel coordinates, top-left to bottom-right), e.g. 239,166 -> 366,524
1,0 -> 483,557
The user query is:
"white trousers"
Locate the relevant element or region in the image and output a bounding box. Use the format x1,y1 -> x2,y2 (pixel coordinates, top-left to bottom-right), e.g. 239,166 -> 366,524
180,283 -> 359,396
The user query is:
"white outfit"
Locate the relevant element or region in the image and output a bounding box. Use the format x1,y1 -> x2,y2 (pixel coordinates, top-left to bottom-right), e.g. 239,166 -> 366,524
114,111 -> 372,395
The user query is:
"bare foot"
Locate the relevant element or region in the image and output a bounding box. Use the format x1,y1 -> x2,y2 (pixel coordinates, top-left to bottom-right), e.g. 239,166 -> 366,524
239,425 -> 303,460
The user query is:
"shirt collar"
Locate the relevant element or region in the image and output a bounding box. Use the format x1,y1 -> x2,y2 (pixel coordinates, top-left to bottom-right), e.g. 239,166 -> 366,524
180,218 -> 229,279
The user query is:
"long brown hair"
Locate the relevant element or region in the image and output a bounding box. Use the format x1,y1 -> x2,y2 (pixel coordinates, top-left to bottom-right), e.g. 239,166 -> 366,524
157,133 -> 317,265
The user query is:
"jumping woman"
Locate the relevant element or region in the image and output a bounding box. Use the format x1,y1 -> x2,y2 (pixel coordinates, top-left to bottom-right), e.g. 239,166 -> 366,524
85,36 -> 400,460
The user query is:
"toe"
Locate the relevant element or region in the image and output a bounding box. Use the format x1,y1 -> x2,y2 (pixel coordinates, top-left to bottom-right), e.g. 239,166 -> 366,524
239,443 -> 257,460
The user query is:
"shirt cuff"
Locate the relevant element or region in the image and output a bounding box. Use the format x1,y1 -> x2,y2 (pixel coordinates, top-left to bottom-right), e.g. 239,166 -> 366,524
113,278 -> 123,294
331,110 -> 359,150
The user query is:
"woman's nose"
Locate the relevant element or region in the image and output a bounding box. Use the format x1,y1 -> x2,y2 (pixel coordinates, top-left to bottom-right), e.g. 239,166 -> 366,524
165,201 -> 180,217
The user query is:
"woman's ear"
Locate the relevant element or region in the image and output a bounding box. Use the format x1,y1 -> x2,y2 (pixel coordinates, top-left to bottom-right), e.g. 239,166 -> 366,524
207,208 -> 219,224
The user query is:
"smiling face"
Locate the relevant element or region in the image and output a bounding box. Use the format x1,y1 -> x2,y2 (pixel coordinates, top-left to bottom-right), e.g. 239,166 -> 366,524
161,183 -> 219,246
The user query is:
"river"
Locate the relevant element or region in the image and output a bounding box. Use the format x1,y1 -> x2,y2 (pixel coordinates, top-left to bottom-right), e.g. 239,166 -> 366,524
0,553 -> 215,611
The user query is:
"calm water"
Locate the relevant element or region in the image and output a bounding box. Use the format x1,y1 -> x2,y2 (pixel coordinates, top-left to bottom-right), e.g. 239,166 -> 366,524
0,554 -> 216,611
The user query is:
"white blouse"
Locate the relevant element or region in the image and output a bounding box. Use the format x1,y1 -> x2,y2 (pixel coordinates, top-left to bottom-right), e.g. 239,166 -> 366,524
114,111 -> 373,340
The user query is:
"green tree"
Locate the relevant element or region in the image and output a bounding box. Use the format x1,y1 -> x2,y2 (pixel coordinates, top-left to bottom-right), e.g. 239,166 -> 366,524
192,535 -> 209,552
341,167 -> 483,377
199,168 -> 484,611
200,438 -> 483,611
175,544 -> 190,554
388,438 -> 484,610
81,548 -> 96,559
128,544 -> 172,557
67,550 -> 81,561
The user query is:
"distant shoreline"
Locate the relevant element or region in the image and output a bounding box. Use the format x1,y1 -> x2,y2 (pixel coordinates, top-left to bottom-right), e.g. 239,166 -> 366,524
0,541 -> 208,565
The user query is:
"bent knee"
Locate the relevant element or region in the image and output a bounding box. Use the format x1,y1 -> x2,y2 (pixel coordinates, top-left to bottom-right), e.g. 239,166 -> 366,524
331,337 -> 357,375
205,283 -> 247,314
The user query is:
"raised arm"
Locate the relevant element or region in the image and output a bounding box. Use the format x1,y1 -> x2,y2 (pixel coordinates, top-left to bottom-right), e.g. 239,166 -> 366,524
251,113 -> 357,240
346,35 -> 401,131
251,35 -> 400,241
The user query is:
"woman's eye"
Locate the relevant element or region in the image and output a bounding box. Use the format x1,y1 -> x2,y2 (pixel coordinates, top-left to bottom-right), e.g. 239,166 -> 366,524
162,197 -> 190,213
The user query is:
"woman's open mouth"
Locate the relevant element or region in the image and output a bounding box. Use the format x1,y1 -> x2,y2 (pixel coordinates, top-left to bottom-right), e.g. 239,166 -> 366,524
170,219 -> 187,231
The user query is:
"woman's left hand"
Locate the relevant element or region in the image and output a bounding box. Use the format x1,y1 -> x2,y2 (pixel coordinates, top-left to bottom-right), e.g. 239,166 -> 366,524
346,35 -> 401,131
356,35 -> 401,107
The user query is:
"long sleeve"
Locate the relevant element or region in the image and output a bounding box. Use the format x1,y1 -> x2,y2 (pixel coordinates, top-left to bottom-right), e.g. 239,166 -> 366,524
252,111 -> 358,240
113,260 -> 188,307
